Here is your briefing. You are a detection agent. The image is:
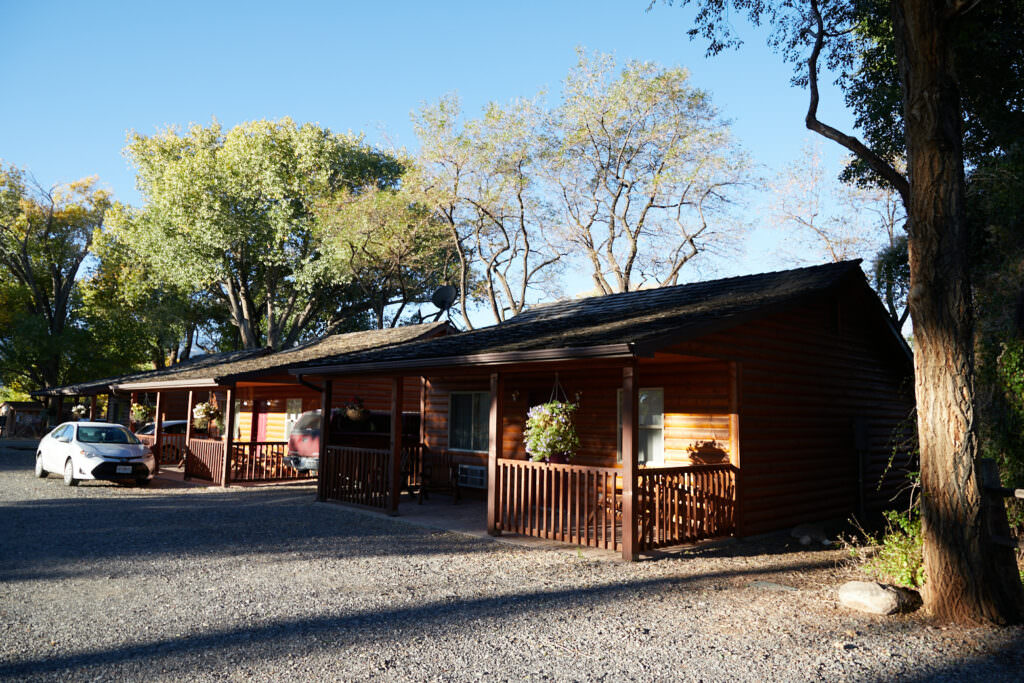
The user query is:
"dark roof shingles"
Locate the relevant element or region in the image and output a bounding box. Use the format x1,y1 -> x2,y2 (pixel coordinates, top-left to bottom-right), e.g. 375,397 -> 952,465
296,260 -> 864,371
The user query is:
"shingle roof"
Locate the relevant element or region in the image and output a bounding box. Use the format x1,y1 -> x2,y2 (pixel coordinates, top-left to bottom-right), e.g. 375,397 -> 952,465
35,322 -> 451,395
33,348 -> 271,396
293,260 -> 881,374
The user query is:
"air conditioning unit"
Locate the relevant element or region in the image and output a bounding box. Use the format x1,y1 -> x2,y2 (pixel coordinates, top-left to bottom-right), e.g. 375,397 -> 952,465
457,464 -> 487,489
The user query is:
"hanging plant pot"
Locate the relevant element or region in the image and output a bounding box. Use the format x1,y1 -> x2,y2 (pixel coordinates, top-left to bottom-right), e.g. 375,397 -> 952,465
344,396 -> 369,422
524,400 -> 580,463
346,406 -> 369,422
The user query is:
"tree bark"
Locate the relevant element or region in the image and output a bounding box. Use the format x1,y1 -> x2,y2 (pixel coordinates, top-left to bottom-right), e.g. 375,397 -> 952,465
893,0 -> 1024,624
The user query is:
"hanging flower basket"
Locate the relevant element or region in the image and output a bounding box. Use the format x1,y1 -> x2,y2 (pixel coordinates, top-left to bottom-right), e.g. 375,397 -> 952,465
344,396 -> 369,422
130,402 -> 154,423
192,401 -> 222,430
524,401 -> 580,463
70,404 -> 88,419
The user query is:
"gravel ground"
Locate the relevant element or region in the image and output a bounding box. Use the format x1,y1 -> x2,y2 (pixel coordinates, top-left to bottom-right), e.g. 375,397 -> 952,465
1,445 -> 1022,682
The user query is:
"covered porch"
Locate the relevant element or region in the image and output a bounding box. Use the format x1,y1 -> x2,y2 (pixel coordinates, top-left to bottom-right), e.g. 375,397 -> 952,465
305,353 -> 741,561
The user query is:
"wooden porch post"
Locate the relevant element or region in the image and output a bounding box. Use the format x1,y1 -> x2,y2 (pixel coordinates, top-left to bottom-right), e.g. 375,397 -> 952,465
249,387 -> 259,445
621,363 -> 639,561
220,388 -> 234,488
388,376 -> 404,515
730,361 -> 743,536
55,395 -> 64,428
487,371 -> 503,536
89,395 -> 97,421
184,390 -> 195,480
153,391 -> 164,475
317,379 -> 333,502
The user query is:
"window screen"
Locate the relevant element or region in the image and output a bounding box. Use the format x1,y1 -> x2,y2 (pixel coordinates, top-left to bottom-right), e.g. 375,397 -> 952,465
449,392 -> 490,451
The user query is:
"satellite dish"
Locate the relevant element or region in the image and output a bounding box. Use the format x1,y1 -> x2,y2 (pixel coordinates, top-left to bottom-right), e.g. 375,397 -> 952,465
431,285 -> 457,312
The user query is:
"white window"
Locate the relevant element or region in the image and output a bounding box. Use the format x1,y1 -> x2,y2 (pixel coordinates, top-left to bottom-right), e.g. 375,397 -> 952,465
285,399 -> 304,438
617,388 -> 664,465
449,391 -> 490,452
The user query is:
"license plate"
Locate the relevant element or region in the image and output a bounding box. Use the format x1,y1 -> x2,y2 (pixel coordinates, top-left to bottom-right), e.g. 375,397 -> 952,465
116,465 -> 132,474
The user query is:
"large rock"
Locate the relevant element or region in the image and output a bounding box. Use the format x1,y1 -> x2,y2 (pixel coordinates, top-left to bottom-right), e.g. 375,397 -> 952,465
838,581 -> 919,615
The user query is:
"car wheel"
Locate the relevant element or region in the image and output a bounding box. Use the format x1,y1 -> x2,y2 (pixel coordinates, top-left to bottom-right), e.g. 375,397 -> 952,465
63,459 -> 79,487
35,454 -> 47,478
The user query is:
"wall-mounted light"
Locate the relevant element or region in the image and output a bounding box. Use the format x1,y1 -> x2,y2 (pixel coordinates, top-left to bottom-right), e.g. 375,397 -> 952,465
511,390 -> 520,402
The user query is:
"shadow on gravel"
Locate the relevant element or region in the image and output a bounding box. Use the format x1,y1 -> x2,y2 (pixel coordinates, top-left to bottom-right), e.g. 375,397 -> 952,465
893,633 -> 1024,681
0,487 -> 498,583
0,558 -> 851,679
0,448 -> 34,472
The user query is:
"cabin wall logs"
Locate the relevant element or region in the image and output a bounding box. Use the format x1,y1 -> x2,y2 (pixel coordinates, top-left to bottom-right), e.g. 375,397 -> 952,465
669,289 -> 914,535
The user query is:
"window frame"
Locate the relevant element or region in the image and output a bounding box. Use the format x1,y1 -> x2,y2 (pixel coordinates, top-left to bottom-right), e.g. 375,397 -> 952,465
284,398 -> 304,439
617,387 -> 665,466
447,391 -> 490,453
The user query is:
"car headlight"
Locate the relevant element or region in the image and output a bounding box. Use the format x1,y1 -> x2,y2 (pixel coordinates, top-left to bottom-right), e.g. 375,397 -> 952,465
78,449 -> 104,460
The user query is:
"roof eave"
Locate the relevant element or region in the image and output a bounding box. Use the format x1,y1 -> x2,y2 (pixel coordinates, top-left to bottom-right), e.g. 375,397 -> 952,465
291,343 -> 637,377
115,377 -> 222,391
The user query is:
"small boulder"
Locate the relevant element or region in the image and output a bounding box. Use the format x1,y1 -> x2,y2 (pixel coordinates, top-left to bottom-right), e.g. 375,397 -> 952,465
838,581 -> 919,615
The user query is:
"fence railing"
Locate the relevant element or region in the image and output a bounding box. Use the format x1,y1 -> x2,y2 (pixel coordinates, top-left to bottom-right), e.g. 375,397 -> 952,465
186,438 -> 225,484
496,459 -> 623,552
637,464 -> 737,550
231,441 -> 311,482
321,446 -> 390,508
137,432 -> 187,466
157,433 -> 187,465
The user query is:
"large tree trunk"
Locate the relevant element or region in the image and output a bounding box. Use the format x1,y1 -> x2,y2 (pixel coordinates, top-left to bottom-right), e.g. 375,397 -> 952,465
894,0 -> 1024,624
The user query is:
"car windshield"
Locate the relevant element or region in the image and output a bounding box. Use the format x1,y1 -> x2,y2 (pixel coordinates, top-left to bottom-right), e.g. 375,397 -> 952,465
77,426 -> 140,444
136,423 -> 155,435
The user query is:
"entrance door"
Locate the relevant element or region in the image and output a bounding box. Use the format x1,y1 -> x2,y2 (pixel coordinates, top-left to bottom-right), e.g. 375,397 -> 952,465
256,404 -> 269,442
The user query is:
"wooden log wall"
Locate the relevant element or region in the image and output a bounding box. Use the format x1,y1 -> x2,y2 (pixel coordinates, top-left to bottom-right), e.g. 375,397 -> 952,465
670,287 -> 915,535
422,372 -> 492,471
422,362 -> 734,470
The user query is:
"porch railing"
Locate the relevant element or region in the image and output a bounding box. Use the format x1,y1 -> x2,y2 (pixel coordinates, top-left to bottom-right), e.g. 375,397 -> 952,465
496,459 -> 623,552
637,464 -> 737,550
231,441 -> 312,482
137,432 -> 187,466
186,438 -> 225,484
321,446 -> 390,508
157,433 -> 187,465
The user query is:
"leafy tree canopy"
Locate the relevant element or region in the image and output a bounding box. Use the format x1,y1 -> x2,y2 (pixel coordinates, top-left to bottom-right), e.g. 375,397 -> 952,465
113,118 -> 405,349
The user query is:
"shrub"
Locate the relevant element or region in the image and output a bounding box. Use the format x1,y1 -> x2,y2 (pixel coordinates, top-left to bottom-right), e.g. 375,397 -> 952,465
855,509 -> 926,589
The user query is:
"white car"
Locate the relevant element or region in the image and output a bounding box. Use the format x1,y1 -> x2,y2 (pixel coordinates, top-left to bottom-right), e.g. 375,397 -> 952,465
35,421 -> 156,487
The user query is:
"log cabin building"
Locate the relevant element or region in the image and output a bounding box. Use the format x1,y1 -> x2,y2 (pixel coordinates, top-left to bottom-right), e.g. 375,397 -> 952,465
289,260 -> 916,560
35,261 -> 915,561
34,323 -> 453,483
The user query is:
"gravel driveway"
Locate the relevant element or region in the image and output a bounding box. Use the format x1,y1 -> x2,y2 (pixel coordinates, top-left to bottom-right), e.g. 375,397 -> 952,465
1,445 -> 1022,682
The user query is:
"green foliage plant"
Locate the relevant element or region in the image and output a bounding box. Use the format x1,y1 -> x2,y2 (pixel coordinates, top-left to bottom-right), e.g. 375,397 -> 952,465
864,508 -> 926,589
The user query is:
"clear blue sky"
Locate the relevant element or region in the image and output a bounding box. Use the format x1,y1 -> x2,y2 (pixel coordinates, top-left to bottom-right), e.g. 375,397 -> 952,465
0,0 -> 857,285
